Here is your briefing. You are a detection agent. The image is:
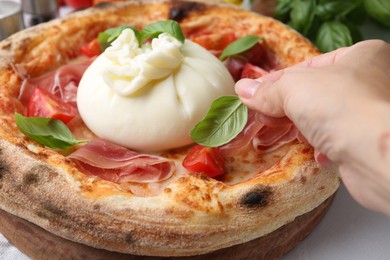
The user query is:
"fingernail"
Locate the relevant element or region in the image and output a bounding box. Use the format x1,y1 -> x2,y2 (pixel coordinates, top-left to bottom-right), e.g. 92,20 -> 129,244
235,79 -> 261,98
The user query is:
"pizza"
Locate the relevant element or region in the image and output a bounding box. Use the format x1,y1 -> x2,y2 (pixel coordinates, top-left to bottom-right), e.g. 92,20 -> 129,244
0,0 -> 340,258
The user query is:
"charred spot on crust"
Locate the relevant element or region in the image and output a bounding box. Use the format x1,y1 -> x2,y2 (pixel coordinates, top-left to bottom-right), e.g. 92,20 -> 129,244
169,1 -> 206,22
300,175 -> 307,185
26,165 -> 56,181
23,172 -> 40,186
0,159 -> 9,180
240,187 -> 273,208
17,165 -> 56,192
124,233 -> 134,244
37,201 -> 67,219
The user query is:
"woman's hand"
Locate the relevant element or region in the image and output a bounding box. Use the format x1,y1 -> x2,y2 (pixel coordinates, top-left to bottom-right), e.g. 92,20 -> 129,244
235,40 -> 390,215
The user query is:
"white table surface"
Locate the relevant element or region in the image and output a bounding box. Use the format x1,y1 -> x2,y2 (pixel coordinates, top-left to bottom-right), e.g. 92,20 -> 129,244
0,2 -> 389,259
284,185 -> 390,260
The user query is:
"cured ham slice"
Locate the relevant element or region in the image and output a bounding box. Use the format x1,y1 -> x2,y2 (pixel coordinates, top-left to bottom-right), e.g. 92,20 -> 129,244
18,61 -> 92,107
220,110 -> 263,156
68,139 -> 175,183
221,109 -> 300,156
253,124 -> 299,152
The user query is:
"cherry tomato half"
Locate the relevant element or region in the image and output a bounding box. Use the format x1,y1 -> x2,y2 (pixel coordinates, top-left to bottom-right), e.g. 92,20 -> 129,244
191,32 -> 237,57
240,63 -> 268,79
64,0 -> 93,9
182,145 -> 225,178
225,43 -> 266,81
239,42 -> 266,66
80,38 -> 102,57
27,87 -> 77,124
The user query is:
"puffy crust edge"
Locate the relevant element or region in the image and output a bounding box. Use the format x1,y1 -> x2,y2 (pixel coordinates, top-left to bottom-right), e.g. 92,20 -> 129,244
0,138 -> 339,256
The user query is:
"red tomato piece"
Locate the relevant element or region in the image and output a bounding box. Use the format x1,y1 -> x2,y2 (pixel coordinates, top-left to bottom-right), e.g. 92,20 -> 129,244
182,145 -> 225,178
240,42 -> 266,66
80,38 -> 102,57
224,43 -> 267,81
64,0 -> 93,9
27,87 -> 77,124
240,63 -> 269,79
58,0 -> 66,6
191,32 -> 237,56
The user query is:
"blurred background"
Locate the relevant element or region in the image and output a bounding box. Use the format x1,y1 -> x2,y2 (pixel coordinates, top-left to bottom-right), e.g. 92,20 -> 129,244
1,0 -> 389,45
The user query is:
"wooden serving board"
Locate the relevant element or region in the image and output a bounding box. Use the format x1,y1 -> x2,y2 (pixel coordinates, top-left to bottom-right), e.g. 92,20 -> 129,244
0,195 -> 334,260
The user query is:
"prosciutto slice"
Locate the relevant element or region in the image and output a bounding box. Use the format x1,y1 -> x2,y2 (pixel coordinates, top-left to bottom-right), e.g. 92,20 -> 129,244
18,60 -> 92,107
221,109 -> 299,156
253,124 -> 299,152
68,139 -> 175,183
220,110 -> 263,156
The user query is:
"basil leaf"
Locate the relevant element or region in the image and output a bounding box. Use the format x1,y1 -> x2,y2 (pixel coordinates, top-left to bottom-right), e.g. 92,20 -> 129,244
347,0 -> 367,25
345,21 -> 363,43
275,0 -> 294,21
190,96 -> 248,147
289,0 -> 316,36
305,15 -> 323,41
98,26 -> 140,50
364,0 -> 390,28
14,113 -> 88,150
316,0 -> 362,21
315,21 -> 353,53
219,35 -> 261,61
142,20 -> 185,44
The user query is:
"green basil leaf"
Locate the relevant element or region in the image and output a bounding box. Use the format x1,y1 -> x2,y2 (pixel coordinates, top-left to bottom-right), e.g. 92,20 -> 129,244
315,21 -> 353,53
364,0 -> 390,28
275,0 -> 294,21
14,113 -> 88,150
289,0 -> 316,36
190,96 -> 248,147
305,15 -> 322,42
345,21 -> 363,43
347,0 -> 367,25
142,20 -> 185,44
316,0 -> 362,21
219,35 -> 261,61
98,26 -> 140,50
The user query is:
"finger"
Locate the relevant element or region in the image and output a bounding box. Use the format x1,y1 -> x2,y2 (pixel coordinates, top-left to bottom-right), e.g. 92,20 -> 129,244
235,44 -> 355,119
255,113 -> 292,127
295,40 -> 385,69
235,70 -> 286,117
296,46 -> 351,68
235,45 -> 352,117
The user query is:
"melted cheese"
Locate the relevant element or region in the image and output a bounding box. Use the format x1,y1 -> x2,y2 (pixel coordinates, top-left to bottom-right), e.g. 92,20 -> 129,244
77,30 -> 235,152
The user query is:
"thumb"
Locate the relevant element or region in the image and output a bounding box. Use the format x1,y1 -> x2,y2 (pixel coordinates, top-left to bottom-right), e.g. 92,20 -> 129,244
235,45 -> 353,118
235,70 -> 287,118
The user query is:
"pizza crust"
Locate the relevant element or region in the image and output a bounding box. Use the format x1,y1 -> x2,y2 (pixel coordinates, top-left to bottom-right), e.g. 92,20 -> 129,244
0,0 -> 339,257
0,194 -> 335,259
0,137 -> 339,256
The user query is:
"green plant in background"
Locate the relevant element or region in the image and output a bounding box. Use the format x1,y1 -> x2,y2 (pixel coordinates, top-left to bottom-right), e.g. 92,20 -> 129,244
364,0 -> 390,28
275,0 -> 390,52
